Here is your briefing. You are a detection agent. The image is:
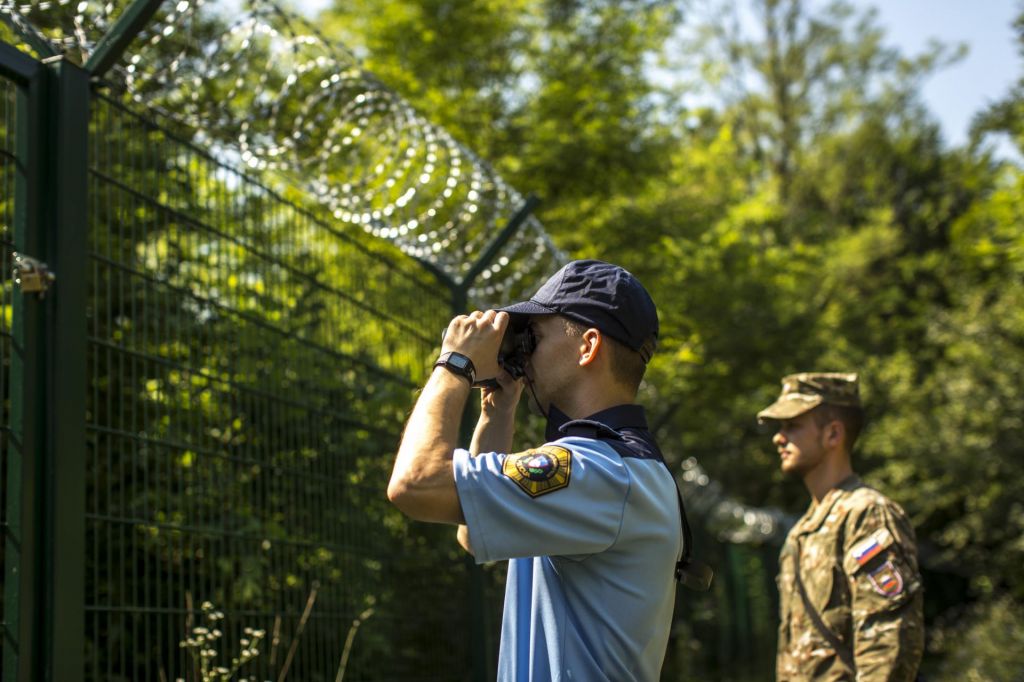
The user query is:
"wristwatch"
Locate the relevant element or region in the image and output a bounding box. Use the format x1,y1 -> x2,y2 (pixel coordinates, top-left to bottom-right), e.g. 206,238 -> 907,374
435,351 -> 476,385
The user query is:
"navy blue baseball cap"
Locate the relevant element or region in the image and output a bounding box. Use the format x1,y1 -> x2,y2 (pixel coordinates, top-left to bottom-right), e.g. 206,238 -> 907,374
500,260 -> 659,362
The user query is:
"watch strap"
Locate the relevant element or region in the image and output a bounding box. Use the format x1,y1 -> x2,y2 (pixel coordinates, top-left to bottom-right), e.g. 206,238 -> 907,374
435,351 -> 476,384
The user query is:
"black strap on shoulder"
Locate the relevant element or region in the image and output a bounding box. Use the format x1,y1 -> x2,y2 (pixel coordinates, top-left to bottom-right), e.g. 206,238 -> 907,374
793,535 -> 856,671
674,484 -> 713,591
563,418 -> 712,591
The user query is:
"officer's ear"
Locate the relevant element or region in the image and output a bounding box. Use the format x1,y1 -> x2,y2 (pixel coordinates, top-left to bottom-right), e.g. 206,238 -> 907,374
578,328 -> 601,367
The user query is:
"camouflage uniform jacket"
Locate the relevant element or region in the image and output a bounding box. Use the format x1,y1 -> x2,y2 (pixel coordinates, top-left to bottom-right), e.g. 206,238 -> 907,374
777,475 -> 924,681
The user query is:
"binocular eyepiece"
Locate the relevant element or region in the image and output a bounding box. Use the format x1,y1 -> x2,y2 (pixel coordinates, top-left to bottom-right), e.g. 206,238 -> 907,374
440,320 -> 537,389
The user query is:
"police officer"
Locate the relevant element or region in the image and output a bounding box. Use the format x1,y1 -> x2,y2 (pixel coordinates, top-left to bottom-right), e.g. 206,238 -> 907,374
388,260 -> 685,681
758,373 -> 924,681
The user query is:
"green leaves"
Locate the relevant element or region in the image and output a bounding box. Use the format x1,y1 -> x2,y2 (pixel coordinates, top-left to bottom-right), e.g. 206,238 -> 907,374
311,0 -> 1024,675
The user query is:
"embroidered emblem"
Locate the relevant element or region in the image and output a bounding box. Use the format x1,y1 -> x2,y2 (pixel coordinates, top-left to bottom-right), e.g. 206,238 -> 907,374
502,445 -> 572,498
850,527 -> 894,568
868,560 -> 904,597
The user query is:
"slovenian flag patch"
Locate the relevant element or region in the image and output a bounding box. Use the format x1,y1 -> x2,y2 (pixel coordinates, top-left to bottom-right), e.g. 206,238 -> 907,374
850,527 -> 894,568
868,560 -> 905,597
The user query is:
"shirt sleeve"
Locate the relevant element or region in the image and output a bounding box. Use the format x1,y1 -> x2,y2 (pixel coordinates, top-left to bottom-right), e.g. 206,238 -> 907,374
842,501 -> 925,681
453,438 -> 630,564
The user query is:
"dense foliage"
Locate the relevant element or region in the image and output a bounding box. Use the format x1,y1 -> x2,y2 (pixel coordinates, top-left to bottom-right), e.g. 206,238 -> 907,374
317,0 -> 1024,678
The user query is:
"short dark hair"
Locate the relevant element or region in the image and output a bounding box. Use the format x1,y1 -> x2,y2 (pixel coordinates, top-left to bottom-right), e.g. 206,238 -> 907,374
811,404 -> 865,452
562,318 -> 647,391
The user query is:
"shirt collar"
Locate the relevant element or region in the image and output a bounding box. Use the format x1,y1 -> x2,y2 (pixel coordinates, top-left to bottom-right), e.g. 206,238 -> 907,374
796,473 -> 862,535
544,403 -> 649,442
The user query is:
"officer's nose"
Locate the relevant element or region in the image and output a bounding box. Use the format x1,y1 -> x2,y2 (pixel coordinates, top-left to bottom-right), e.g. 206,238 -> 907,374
772,431 -> 786,447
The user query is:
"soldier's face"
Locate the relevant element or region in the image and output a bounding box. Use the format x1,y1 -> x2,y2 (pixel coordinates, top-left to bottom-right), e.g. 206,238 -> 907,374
772,412 -> 827,476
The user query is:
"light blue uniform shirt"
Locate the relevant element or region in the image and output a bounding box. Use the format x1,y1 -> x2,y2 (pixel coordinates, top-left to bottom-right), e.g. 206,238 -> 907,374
453,405 -> 682,682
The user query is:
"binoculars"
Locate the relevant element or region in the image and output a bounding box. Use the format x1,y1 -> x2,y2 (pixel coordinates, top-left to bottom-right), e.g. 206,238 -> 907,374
441,319 -> 537,390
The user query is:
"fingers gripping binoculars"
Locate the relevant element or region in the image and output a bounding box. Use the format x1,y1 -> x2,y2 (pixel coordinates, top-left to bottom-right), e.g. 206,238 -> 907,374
441,319 -> 537,390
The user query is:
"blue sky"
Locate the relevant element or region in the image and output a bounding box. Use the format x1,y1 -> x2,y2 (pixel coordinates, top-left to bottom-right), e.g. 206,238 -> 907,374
852,0 -> 1020,150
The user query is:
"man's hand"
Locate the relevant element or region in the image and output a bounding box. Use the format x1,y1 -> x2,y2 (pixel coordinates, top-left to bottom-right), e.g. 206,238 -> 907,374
480,370 -> 525,416
457,524 -> 474,556
441,310 -> 508,385
388,310 -> 516,525
471,369 -> 524,456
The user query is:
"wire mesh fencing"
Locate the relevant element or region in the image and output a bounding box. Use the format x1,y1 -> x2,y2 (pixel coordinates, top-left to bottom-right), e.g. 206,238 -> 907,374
81,90 -> 478,680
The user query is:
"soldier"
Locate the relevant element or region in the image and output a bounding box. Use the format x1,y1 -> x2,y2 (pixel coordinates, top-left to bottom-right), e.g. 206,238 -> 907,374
758,373 -> 924,681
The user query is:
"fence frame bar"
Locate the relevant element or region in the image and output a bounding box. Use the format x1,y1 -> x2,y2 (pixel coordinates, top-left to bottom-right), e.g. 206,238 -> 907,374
40,58 -> 89,682
0,15 -> 56,62
445,194 -> 540,682
0,42 -> 38,84
84,0 -> 168,79
459,195 -> 540,292
0,49 -> 89,682
2,41 -> 48,682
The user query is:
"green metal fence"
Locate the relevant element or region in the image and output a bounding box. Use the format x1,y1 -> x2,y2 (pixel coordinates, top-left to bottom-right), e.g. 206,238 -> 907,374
84,90 -> 468,681
0,31 -> 511,679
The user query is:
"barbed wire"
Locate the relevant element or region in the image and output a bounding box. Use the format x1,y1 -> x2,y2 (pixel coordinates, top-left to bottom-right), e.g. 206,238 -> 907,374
2,0 -> 566,305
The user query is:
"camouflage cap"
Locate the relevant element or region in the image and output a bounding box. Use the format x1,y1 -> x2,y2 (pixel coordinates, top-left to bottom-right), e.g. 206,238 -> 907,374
757,372 -> 861,422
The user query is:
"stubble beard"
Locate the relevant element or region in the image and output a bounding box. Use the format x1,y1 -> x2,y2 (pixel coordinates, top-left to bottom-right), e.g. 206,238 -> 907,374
781,435 -> 828,478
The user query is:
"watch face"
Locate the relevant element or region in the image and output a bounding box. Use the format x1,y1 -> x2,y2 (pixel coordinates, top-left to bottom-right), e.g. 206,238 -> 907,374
449,354 -> 470,369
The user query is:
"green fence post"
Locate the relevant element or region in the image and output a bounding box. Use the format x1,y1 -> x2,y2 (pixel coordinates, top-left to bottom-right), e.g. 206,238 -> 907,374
0,50 -> 90,682
452,195 -> 540,682
449,285 -> 491,682
41,58 -> 88,682
4,42 -> 46,682
728,544 -> 752,671
6,54 -> 90,682
417,195 -> 541,680
459,195 -> 541,289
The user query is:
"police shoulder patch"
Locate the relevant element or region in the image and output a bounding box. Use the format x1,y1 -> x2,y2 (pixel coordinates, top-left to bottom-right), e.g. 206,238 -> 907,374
502,445 -> 572,498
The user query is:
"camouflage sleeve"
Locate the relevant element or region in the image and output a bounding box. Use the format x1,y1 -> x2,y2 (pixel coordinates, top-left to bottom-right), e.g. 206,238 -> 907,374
842,501 -> 924,682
